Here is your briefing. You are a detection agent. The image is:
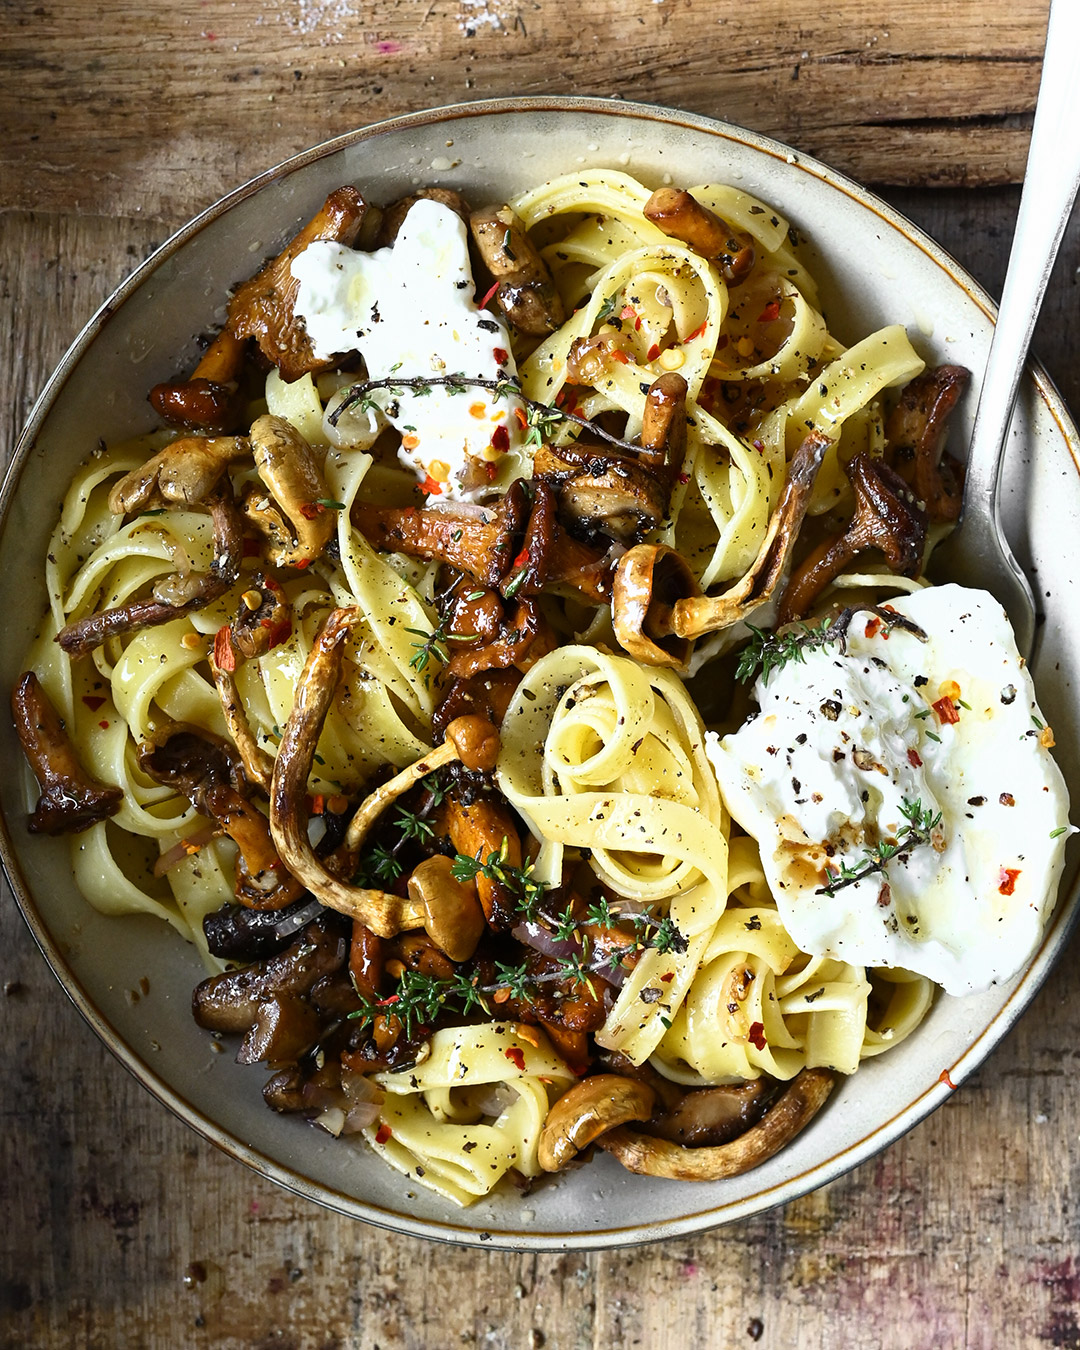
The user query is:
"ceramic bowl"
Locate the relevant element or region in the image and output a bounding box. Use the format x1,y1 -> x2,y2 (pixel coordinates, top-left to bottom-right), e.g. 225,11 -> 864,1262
2,97 -> 1078,1250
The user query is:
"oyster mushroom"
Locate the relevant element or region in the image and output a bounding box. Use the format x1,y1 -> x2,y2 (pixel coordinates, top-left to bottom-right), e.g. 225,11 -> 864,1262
247,414 -> 336,568
778,451 -> 927,624
108,434 -> 250,515
537,1075 -> 657,1172
612,429 -> 830,668
643,187 -> 756,287
885,364 -> 970,523
268,606 -> 500,940
469,204 -> 566,337
11,672 -> 123,834
598,1067 -> 835,1180
57,480 -> 243,658
228,185 -> 368,382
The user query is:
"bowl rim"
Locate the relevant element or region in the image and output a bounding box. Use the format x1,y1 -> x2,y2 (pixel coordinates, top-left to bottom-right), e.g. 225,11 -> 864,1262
3,93 -> 1078,1251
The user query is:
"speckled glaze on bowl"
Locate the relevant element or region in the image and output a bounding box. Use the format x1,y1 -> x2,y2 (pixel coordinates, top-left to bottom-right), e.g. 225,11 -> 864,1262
2,98 -> 1078,1251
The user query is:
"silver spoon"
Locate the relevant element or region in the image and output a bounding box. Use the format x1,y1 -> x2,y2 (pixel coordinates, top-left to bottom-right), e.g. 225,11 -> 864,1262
927,0 -> 1080,659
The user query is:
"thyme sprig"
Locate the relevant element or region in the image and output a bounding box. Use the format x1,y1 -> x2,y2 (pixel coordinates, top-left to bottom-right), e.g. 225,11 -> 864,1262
735,617 -> 841,686
405,618 -> 477,680
348,840 -> 687,1035
329,372 -> 645,457
816,798 -> 943,898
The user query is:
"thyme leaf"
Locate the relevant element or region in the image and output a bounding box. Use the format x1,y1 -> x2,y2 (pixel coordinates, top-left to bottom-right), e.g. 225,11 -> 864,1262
816,797 -> 943,898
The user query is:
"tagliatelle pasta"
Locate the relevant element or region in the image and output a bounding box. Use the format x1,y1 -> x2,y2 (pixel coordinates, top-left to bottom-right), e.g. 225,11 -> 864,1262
18,165 -> 1012,1209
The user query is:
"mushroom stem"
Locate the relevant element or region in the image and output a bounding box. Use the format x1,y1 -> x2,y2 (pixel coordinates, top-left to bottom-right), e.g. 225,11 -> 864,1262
597,1066 -> 835,1180
11,672 -> 123,834
268,607 -> 424,937
210,657 -> 276,793
643,188 -> 756,287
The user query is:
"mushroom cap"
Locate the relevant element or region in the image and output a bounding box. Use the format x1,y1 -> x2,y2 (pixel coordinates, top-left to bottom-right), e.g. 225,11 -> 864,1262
612,544 -> 699,670
407,855 -> 487,963
538,1074 -> 656,1172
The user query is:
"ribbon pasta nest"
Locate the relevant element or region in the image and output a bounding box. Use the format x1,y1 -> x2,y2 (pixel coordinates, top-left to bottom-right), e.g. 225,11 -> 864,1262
12,170 -> 965,1206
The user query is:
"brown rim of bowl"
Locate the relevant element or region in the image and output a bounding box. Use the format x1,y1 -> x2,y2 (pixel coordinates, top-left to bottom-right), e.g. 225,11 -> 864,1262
1,95 -> 1078,1251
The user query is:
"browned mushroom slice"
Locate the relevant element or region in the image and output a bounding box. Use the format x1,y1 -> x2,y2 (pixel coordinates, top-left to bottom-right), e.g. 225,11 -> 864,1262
432,669 -> 522,739
779,451 -> 927,624
535,375 -> 688,544
228,185 -> 368,382
11,672 -> 123,835
445,792 -> 523,928
376,188 -> 471,247
445,599 -> 556,680
469,204 -> 566,337
612,429 -> 831,668
149,327 -> 249,432
108,434 -> 250,515
237,994 -> 323,1066
538,1075 -> 657,1172
886,364 -> 970,523
231,575 -> 293,660
248,415 -> 336,567
644,187 -> 756,288
192,918 -> 347,1033
57,480 -> 244,658
598,1067 -> 835,1179
352,487 -> 614,605
643,1079 -> 780,1147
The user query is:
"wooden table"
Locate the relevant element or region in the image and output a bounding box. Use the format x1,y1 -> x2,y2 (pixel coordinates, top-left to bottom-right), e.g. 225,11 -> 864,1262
3,3 -> 1078,1346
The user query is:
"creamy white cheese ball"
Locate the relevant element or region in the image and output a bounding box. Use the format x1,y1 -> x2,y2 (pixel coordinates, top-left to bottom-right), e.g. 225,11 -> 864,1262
706,585 -> 1073,995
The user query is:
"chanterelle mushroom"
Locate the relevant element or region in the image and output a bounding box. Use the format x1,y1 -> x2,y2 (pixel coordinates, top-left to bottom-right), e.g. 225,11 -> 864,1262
885,364 -> 970,523
779,451 -> 927,624
228,185 -> 368,382
12,672 -> 123,834
108,434 -> 250,515
643,187 -> 756,287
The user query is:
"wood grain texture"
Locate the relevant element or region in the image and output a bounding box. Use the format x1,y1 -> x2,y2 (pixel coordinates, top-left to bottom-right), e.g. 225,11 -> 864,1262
3,2 -> 1080,1345
0,0 -> 1051,222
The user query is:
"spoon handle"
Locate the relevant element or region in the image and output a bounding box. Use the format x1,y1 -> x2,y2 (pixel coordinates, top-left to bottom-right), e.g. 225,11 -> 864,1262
963,0 -> 1080,516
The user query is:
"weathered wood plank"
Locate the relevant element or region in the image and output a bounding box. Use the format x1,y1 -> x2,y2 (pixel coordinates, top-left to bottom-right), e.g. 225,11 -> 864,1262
2,189 -> 1080,1348
0,0 -> 1051,220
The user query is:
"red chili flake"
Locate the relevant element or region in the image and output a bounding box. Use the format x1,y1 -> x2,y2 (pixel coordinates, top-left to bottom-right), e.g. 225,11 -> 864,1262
484,463 -> 498,482
264,576 -> 283,594
478,280 -> 500,308
610,349 -> 631,365
939,1069 -> 957,1090
678,472 -> 690,484
747,1022 -> 767,1051
757,299 -> 782,323
420,474 -> 443,496
493,346 -> 509,366
374,1123 -> 393,1145
752,439 -> 765,452
242,537 -> 263,558
684,321 -> 708,343
293,558 -> 310,570
490,423 -> 510,452
213,626 -> 236,672
378,995 -> 400,1006
998,867 -> 1022,896
907,748 -> 923,768
492,987 -> 511,1004
647,343 -> 661,361
298,501 -> 325,520
82,695 -> 106,711
932,696 -> 960,725
513,406 -> 528,430
98,720 -> 110,731
310,794 -> 325,816
260,618 -> 293,649
554,388 -> 566,407
620,304 -> 637,322
865,616 -> 882,639
660,972 -> 674,983
504,1046 -> 526,1071
512,547 -> 529,568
